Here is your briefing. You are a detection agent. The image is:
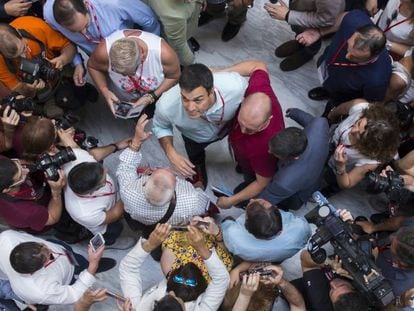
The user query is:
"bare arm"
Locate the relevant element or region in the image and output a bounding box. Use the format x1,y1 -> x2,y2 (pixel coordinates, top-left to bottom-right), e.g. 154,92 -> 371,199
279,279 -> 306,311
45,171 -> 65,226
102,200 -> 124,225
387,41 -> 412,58
335,163 -> 378,189
213,60 -> 267,76
159,136 -> 195,178
217,174 -> 271,209
327,98 -> 367,121
356,216 -> 408,234
49,43 -> 77,69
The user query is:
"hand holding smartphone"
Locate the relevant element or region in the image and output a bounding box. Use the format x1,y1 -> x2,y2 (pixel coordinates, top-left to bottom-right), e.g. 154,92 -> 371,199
89,233 -> 105,252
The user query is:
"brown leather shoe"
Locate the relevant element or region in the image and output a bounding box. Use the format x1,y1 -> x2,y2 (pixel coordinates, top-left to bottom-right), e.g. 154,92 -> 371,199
275,40 -> 303,58
279,49 -> 313,72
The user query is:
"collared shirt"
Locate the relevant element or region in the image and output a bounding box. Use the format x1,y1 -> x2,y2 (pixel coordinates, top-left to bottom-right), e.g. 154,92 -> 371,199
120,238 -> 230,310
116,149 -> 210,225
43,0 -> 160,64
152,72 -> 248,143
222,211 -> 311,262
0,230 -> 95,305
63,148 -> 117,235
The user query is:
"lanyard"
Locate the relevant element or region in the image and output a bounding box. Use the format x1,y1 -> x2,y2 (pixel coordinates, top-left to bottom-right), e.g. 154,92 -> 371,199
385,16 -> 412,32
10,180 -> 45,201
128,58 -> 145,92
82,0 -> 103,44
200,88 -> 225,126
329,40 -> 378,67
43,251 -> 73,268
77,180 -> 116,199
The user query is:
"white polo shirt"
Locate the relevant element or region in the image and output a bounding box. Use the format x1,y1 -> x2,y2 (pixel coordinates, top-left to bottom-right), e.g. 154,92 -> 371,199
63,149 -> 117,234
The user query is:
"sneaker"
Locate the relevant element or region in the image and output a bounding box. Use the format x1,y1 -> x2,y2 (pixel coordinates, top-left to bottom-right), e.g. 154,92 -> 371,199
279,49 -> 314,72
188,37 -> 200,52
221,23 -> 241,42
96,257 -> 117,273
275,40 -> 303,58
199,11 -> 214,26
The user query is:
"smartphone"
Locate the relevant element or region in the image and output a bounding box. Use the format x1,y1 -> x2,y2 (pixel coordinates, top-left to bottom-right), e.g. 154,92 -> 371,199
89,233 -> 105,252
171,225 -> 188,231
115,102 -> 132,117
106,290 -> 127,302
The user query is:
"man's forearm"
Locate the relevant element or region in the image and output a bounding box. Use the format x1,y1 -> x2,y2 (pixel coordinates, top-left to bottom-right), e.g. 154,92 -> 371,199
159,136 -> 175,157
232,294 -> 252,311
371,216 -> 408,233
89,144 -> 119,162
46,191 -> 63,225
60,44 -> 77,66
3,127 -> 15,150
229,179 -> 268,206
279,279 -> 306,310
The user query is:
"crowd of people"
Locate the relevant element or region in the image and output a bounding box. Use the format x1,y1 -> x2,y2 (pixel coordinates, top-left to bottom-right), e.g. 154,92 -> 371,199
0,0 -> 413,310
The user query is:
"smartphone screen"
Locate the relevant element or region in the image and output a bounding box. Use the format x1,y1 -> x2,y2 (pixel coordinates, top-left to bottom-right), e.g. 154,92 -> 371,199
115,102 -> 132,117
89,233 -> 105,252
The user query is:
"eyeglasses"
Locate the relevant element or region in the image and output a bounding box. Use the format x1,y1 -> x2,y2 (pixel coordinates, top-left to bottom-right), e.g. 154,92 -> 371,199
9,159 -> 27,188
172,275 -> 197,287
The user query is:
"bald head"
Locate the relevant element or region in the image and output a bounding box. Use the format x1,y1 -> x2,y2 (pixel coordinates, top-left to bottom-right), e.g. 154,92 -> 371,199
238,92 -> 272,134
0,24 -> 22,58
144,169 -> 176,207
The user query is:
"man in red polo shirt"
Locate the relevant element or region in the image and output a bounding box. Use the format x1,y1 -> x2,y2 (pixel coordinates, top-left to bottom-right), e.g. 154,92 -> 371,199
216,61 -> 285,209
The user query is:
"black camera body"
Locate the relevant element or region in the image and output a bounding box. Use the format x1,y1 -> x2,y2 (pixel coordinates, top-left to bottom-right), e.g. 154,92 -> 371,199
0,95 -> 43,116
35,147 -> 76,181
305,191 -> 395,307
19,57 -> 60,84
364,170 -> 404,203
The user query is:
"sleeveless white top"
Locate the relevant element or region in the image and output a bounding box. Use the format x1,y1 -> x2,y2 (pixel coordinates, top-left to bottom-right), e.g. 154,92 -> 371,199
106,30 -> 164,101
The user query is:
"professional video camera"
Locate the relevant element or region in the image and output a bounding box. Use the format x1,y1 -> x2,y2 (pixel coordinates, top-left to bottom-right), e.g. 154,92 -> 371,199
19,57 -> 60,84
0,95 -> 43,116
305,191 -> 395,307
364,170 -> 405,216
34,147 -> 76,181
385,100 -> 414,142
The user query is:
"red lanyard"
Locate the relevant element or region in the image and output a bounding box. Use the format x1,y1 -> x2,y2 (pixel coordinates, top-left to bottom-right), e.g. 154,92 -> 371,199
82,0 -> 103,44
384,14 -> 412,33
329,40 -> 378,67
10,181 -> 45,201
77,180 -> 116,199
128,58 -> 145,92
200,88 -> 225,126
43,251 -> 70,268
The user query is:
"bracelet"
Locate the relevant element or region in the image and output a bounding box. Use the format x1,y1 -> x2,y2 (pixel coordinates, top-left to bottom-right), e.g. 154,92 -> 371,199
110,143 -> 119,153
128,141 -> 141,152
148,91 -> 159,103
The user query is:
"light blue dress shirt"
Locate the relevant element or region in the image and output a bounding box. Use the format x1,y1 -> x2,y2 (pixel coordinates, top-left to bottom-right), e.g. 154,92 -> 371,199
152,71 -> 247,143
222,211 -> 311,262
43,0 -> 160,64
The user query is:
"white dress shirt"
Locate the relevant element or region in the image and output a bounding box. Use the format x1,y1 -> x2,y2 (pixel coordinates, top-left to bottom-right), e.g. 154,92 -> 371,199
0,230 -> 96,305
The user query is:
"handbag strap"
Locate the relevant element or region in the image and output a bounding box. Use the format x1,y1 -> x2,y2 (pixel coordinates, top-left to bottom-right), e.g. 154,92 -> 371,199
157,191 -> 177,224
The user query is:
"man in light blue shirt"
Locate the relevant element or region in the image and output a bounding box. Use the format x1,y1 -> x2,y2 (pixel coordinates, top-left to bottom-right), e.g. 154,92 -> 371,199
152,63 -> 247,187
43,0 -> 160,85
222,198 -> 311,262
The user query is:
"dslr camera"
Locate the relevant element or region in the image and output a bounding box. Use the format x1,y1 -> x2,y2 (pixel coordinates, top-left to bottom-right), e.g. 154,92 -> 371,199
364,170 -> 404,203
305,191 -> 395,307
35,147 -> 76,181
0,95 -> 43,116
19,57 -> 60,84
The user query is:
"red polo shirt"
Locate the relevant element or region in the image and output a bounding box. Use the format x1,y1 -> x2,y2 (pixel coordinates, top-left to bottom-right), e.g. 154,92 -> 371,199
229,69 -> 284,177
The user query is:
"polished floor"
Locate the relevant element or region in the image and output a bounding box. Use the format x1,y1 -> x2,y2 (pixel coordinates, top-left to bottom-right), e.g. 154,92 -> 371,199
24,1 -> 389,309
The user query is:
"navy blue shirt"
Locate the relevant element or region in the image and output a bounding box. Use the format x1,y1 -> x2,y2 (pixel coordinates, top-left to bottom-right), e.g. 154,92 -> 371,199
322,10 -> 392,103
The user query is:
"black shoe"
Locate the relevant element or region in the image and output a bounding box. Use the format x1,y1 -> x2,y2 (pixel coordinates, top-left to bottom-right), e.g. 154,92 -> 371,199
199,11 -> 214,26
188,37 -> 200,52
275,40 -> 303,58
84,83 -> 99,103
280,49 -> 313,72
308,87 -> 330,101
221,22 -> 241,42
193,163 -> 208,188
54,228 -> 93,244
96,257 -> 117,273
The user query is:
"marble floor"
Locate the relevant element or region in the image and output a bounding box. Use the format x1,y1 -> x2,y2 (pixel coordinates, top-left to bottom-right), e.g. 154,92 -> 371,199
24,1 -> 389,309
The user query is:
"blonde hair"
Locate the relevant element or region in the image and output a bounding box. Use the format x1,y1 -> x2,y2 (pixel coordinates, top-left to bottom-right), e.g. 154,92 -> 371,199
109,38 -> 141,75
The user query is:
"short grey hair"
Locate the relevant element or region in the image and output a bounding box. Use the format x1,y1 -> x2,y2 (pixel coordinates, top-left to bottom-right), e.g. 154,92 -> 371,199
109,38 -> 141,75
144,172 -> 175,207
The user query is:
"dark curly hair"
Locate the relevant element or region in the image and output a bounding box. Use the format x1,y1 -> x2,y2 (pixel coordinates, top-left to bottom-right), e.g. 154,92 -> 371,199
354,104 -> 400,163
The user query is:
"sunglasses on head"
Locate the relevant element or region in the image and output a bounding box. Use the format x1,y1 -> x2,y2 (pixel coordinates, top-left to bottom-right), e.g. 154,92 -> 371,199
172,275 -> 197,287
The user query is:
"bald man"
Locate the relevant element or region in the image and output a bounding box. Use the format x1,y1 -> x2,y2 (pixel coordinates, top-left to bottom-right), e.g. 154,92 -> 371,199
215,61 -> 285,209
117,114 -> 210,232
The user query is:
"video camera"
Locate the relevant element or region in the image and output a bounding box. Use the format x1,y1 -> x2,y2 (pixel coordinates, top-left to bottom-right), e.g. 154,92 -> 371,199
19,57 -> 60,84
385,100 -> 414,142
34,147 -> 76,181
0,95 -> 43,116
305,191 -> 395,307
